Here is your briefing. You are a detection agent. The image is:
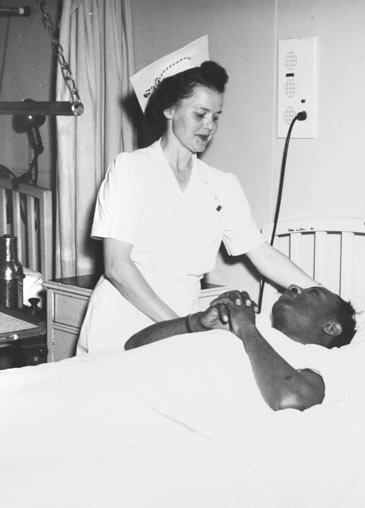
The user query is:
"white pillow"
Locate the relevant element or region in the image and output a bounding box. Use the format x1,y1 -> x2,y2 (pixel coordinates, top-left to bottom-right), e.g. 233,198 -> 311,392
351,309 -> 365,344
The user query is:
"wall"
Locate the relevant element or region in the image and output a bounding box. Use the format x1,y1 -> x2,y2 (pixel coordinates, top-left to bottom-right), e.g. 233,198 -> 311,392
131,0 -> 365,299
274,0 -> 365,221
0,0 -> 61,189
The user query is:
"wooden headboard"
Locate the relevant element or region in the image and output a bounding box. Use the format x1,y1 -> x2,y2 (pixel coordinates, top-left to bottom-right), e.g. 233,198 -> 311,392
0,178 -> 53,282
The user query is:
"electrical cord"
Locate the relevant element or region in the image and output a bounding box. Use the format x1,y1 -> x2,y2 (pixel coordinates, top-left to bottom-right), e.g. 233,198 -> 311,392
0,155 -> 40,188
257,110 -> 307,311
12,153 -> 40,188
0,18 -> 10,94
0,163 -> 16,180
0,155 -> 41,192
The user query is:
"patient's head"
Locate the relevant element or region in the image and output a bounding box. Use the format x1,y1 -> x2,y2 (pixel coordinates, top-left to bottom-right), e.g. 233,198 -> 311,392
272,285 -> 356,349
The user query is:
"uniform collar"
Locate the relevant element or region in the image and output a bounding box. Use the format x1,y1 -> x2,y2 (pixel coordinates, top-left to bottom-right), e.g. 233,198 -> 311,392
154,138 -> 207,195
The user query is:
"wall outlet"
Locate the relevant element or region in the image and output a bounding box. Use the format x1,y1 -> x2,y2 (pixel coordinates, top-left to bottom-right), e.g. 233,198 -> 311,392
277,36 -> 318,139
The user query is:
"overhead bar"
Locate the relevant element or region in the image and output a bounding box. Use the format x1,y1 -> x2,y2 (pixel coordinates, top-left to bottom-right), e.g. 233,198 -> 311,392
0,101 -> 84,116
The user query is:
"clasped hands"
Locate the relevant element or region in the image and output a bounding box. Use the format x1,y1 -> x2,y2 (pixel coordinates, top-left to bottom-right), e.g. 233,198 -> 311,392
197,290 -> 259,337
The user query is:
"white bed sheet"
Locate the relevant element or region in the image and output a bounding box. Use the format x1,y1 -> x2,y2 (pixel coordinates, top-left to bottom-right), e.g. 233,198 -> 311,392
1,331 -> 365,508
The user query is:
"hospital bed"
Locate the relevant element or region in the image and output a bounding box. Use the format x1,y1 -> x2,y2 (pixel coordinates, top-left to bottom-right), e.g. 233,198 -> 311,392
1,217 -> 365,508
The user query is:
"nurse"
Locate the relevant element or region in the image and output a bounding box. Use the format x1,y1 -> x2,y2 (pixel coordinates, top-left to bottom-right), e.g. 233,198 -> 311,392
77,36 -> 316,353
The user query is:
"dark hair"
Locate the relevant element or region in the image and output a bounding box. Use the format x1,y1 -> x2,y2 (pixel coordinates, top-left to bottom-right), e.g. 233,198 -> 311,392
144,60 -> 228,137
329,298 -> 357,348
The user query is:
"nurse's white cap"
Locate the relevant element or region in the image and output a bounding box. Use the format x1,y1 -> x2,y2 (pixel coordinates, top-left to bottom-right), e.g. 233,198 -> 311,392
130,35 -> 209,112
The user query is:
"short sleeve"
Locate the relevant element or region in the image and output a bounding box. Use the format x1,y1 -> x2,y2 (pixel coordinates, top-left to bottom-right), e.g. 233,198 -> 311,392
91,153 -> 144,243
220,173 -> 264,255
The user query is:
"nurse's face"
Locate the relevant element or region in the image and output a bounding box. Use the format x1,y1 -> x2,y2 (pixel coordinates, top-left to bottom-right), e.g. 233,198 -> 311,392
165,85 -> 224,154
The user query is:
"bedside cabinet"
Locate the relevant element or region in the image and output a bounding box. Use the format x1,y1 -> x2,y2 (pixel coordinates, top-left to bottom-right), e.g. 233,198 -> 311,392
0,304 -> 47,369
44,275 -> 98,362
44,275 -> 229,362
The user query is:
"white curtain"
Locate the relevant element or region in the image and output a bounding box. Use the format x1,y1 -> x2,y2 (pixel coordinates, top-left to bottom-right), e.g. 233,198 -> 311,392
55,0 -> 136,278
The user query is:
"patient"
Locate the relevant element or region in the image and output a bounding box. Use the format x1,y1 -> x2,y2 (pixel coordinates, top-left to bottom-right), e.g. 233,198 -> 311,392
125,285 -> 356,412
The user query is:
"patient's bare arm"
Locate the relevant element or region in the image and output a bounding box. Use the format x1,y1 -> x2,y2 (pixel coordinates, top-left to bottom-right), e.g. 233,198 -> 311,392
215,296 -> 325,412
124,304 -> 230,351
125,289 -> 251,350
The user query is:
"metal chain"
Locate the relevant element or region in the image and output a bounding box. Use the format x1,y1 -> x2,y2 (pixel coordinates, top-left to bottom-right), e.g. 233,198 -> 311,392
34,0 -> 84,115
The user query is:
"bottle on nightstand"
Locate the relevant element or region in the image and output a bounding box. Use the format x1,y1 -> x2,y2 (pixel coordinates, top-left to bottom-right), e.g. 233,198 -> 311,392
0,234 -> 24,309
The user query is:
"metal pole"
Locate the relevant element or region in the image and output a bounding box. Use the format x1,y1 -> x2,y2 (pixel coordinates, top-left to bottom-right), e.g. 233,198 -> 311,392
0,101 -> 84,116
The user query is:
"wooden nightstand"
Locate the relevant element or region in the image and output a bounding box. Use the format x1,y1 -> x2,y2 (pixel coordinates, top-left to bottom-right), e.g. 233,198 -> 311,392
44,275 -> 97,362
44,276 -> 229,362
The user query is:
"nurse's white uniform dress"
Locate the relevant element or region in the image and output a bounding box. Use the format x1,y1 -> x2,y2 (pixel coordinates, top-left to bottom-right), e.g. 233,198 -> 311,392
77,140 -> 264,353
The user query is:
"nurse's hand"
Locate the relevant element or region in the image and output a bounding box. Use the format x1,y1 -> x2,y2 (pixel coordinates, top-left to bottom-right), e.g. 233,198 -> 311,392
196,305 -> 231,331
191,291 -> 258,332
209,290 -> 259,325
